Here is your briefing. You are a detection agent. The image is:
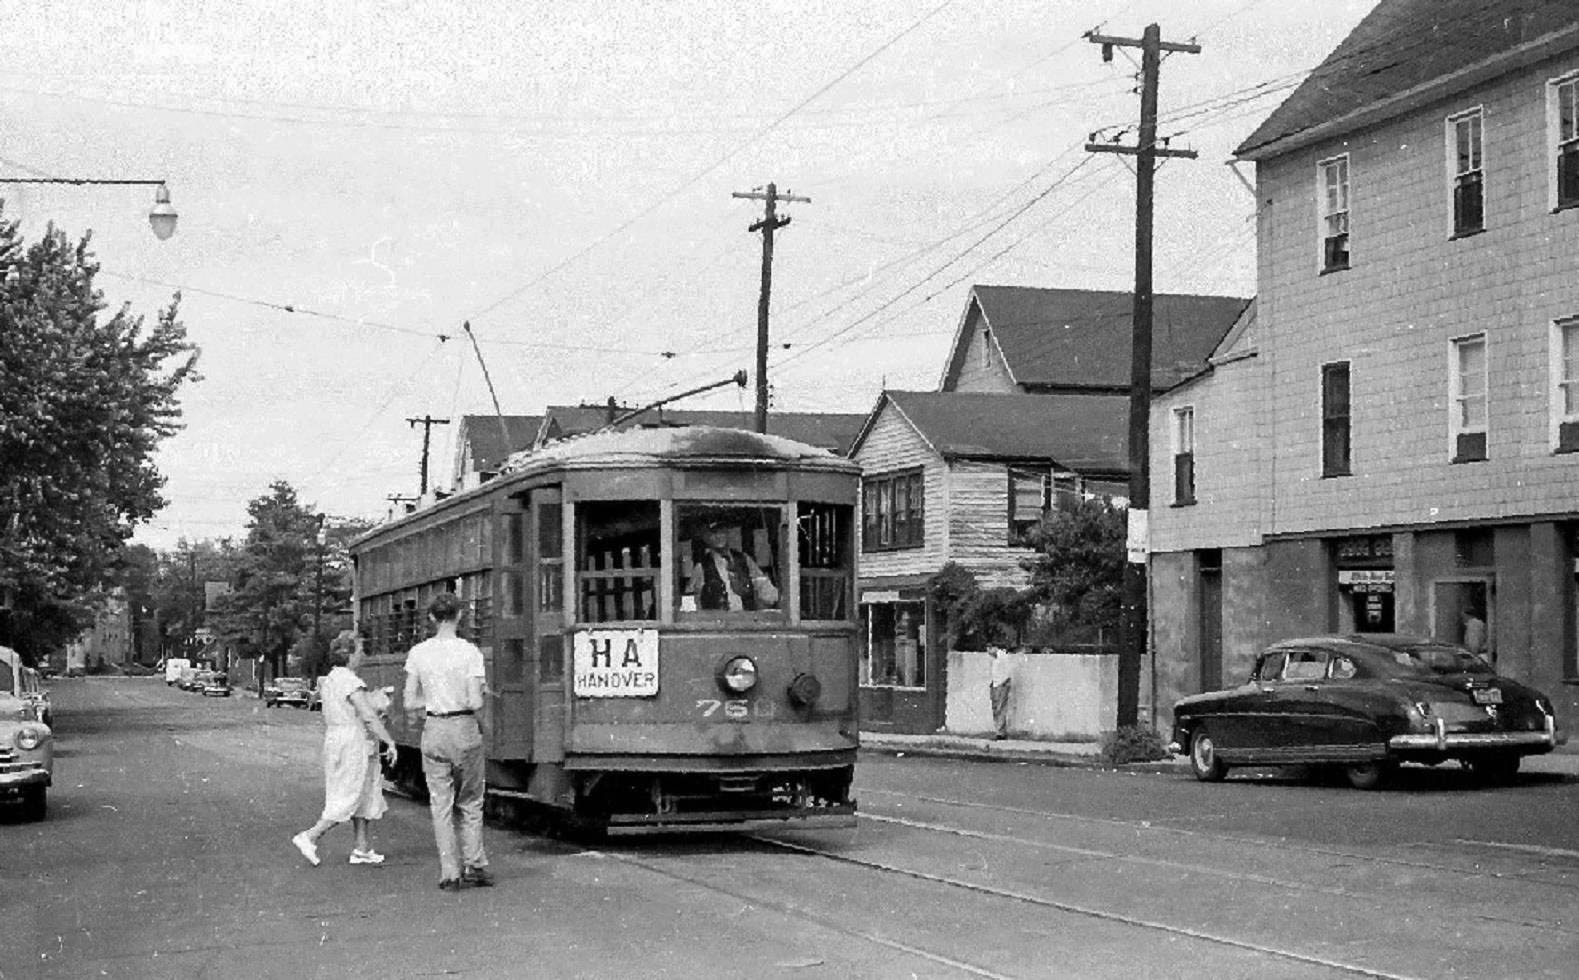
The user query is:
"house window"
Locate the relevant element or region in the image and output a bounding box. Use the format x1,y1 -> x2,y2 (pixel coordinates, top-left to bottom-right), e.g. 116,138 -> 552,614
980,327 -> 991,369
1319,154 -> 1350,271
1450,334 -> 1488,462
862,470 -> 924,552
1009,467 -> 1048,544
1321,361 -> 1351,477
1551,74 -> 1579,210
1172,406 -> 1195,504
1448,109 -> 1484,236
1555,318 -> 1579,453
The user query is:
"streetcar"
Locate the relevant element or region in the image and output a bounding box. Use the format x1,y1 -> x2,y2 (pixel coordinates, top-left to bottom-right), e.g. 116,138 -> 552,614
350,424 -> 861,834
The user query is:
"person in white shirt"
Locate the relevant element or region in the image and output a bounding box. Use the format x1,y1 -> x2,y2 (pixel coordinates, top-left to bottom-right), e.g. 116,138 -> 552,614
987,645 -> 1014,741
404,592 -> 491,891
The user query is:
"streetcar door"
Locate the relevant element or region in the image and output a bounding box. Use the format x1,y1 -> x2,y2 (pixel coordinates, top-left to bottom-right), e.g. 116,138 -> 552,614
491,498 -> 532,760
530,488 -> 567,763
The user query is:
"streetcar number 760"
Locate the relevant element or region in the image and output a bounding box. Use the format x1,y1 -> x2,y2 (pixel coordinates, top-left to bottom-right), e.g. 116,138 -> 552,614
696,698 -> 774,719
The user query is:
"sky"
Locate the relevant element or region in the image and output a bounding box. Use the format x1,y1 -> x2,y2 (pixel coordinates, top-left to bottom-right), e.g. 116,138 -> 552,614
0,0 -> 1380,550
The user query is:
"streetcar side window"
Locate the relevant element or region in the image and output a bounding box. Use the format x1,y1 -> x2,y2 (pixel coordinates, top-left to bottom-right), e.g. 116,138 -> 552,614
798,502 -> 852,621
676,505 -> 784,617
577,500 -> 660,622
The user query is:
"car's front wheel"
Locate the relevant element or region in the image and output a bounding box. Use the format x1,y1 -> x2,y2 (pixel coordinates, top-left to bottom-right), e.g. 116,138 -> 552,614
1189,727 -> 1229,782
1344,760 -> 1394,790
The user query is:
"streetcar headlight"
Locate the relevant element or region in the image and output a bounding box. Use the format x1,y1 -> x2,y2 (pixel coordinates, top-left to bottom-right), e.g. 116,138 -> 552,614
15,727 -> 45,751
718,655 -> 758,694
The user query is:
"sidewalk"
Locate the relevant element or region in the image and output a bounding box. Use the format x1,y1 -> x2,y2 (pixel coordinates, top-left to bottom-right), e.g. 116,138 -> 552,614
859,731 -> 1579,778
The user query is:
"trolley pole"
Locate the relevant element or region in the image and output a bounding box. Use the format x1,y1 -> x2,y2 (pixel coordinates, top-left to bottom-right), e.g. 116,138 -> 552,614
731,182 -> 810,433
1086,23 -> 1200,728
406,415 -> 451,497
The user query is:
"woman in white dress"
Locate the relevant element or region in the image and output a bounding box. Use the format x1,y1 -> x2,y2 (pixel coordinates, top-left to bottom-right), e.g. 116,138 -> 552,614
292,631 -> 398,867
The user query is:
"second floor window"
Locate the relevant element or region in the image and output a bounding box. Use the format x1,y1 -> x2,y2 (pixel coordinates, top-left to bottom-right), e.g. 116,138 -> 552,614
1172,406 -> 1196,504
1319,155 -> 1350,272
1553,75 -> 1579,210
1449,109 -> 1484,235
1557,318 -> 1579,453
1451,334 -> 1488,463
1321,362 -> 1351,477
1009,468 -> 1127,544
863,470 -> 924,551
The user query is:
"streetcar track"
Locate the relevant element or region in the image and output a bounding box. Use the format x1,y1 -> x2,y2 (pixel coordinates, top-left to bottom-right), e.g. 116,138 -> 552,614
590,847 -> 1017,980
748,835 -> 1422,980
860,787 -> 1579,891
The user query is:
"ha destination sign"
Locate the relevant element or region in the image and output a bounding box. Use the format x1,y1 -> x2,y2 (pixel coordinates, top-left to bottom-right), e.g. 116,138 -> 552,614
573,628 -> 659,697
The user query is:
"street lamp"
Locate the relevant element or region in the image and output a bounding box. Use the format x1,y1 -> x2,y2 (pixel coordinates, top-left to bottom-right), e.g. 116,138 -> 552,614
0,177 -> 178,240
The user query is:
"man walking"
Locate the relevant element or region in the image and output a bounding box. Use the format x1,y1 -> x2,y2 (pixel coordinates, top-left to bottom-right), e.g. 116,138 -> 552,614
404,592 -> 492,891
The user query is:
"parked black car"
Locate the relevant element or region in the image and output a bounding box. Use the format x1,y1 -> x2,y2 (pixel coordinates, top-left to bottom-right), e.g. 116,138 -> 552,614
1171,634 -> 1566,789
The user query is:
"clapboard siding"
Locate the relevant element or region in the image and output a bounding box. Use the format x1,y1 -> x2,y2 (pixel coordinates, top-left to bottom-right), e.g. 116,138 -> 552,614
945,460 -> 1036,589
949,310 -> 1018,393
852,405 -> 948,580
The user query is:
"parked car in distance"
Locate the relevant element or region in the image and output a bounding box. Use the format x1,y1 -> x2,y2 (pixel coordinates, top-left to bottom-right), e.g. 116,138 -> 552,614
264,676 -> 316,709
199,671 -> 231,697
1171,634 -> 1566,790
0,691 -> 52,820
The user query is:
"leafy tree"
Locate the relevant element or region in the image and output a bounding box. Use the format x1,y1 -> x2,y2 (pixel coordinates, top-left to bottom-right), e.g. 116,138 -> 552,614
208,483 -> 367,679
0,209 -> 199,658
1021,499 -> 1126,639
927,562 -> 1034,650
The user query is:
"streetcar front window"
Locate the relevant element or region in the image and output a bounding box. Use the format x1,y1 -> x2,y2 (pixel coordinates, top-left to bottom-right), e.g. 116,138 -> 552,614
577,500 -> 660,622
798,502 -> 852,621
676,505 -> 784,618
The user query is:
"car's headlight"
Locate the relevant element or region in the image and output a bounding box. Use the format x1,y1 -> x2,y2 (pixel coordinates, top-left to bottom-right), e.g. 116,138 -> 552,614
15,727 -> 45,751
718,655 -> 758,694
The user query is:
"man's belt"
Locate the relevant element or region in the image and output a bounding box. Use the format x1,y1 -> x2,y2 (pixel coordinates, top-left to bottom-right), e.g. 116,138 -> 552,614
426,709 -> 475,718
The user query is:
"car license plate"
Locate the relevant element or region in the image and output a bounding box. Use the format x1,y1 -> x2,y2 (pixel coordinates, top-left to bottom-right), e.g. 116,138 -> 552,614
1471,688 -> 1502,705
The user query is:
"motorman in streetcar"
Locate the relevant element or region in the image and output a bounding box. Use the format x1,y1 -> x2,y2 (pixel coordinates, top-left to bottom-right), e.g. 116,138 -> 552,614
1171,634 -> 1565,790
685,518 -> 780,612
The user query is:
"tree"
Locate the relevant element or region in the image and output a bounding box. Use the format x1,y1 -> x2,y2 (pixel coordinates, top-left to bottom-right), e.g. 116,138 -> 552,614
207,483 -> 365,680
0,209 -> 199,658
926,563 -> 1035,650
1021,499 -> 1126,642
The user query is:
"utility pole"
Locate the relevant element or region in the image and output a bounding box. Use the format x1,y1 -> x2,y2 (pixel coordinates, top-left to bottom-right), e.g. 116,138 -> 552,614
1087,23 -> 1200,728
406,415 -> 451,497
731,182 -> 810,433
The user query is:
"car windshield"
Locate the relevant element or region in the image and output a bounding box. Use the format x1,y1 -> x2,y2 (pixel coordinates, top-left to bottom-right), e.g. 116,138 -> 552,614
1378,642 -> 1494,676
277,678 -> 309,690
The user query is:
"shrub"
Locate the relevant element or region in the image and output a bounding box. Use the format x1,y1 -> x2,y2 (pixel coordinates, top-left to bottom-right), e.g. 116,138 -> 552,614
1098,725 -> 1168,765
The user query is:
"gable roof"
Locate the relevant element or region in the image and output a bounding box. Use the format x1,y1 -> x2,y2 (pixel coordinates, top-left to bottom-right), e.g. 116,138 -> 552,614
1236,0 -> 1579,160
852,390 -> 1129,475
454,415 -> 543,476
540,405 -> 866,455
940,285 -> 1248,393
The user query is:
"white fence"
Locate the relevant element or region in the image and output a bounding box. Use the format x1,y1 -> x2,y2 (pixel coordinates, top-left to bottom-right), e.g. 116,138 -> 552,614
943,649 -> 1118,739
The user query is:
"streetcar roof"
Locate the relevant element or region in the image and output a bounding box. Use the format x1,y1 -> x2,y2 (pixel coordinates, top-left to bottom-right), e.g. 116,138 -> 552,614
352,424 -> 859,548
499,424 -> 860,475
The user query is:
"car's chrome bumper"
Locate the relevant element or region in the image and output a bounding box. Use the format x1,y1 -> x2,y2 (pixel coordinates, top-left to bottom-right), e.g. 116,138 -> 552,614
0,762 -> 51,788
1389,712 -> 1566,753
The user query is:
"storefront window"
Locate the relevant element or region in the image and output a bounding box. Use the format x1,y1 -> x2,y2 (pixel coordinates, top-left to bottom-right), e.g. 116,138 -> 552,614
675,504 -> 783,618
864,601 -> 925,688
577,501 -> 660,622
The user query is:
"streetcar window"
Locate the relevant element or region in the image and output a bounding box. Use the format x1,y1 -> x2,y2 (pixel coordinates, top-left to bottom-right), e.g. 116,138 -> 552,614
577,501 -> 660,622
798,502 -> 852,621
676,505 -> 784,617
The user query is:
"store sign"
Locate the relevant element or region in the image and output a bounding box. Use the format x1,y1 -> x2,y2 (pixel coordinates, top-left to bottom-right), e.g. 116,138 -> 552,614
1338,569 -> 1395,593
573,628 -> 658,697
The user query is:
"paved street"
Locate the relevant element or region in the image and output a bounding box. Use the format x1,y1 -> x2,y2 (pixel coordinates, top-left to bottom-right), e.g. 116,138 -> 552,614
4,678 -> 1577,979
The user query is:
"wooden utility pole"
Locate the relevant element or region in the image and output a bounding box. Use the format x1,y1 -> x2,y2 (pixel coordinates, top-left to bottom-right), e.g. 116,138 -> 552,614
406,415 -> 451,497
731,182 -> 810,433
1087,23 -> 1200,728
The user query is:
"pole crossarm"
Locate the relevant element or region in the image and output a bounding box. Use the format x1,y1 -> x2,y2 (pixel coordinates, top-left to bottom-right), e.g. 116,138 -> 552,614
0,177 -> 168,186
1085,144 -> 1198,160
1086,32 -> 1201,54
